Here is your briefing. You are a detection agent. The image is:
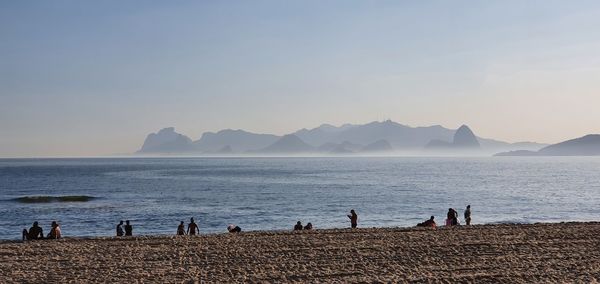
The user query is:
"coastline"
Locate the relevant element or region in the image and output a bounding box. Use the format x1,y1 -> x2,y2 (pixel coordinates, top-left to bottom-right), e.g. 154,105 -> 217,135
1,222 -> 599,282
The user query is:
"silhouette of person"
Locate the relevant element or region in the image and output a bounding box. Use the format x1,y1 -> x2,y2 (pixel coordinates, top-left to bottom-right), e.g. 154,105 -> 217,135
22,221 -> 44,240
116,220 -> 124,237
187,218 -> 199,235
177,221 -> 186,235
294,221 -> 303,230
417,216 -> 437,228
464,205 -> 472,225
446,208 -> 459,226
348,209 -> 358,228
47,221 -> 61,239
304,222 -> 313,230
227,224 -> 242,233
124,220 -> 133,236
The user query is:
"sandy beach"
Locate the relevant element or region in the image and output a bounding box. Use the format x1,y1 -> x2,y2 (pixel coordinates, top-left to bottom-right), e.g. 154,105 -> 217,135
1,222 -> 600,283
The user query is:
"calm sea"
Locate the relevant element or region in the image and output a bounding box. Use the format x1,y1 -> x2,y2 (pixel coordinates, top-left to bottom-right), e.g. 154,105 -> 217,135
1,157 -> 599,240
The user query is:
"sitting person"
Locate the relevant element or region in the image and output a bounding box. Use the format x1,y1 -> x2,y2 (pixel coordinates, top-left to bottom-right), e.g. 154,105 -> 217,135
227,224 -> 242,233
417,216 -> 437,228
47,221 -> 61,239
22,221 -> 44,240
304,222 -> 313,230
294,221 -> 303,230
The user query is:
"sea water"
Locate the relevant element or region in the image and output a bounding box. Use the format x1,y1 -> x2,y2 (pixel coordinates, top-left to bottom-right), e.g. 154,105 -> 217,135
1,157 -> 599,240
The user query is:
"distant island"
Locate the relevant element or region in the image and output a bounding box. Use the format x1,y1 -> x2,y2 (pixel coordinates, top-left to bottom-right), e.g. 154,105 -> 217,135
136,120 -> 547,156
495,134 -> 600,156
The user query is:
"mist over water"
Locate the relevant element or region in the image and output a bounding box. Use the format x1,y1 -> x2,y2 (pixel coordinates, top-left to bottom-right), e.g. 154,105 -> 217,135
1,157 -> 599,240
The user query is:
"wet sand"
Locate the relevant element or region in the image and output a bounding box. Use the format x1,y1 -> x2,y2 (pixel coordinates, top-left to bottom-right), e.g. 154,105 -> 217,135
1,222 -> 600,283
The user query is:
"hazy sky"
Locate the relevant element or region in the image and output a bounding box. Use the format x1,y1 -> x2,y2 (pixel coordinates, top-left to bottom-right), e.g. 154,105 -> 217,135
2,1 -> 600,157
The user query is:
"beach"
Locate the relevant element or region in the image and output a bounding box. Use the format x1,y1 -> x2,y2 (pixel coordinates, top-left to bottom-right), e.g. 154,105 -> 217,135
1,222 -> 600,283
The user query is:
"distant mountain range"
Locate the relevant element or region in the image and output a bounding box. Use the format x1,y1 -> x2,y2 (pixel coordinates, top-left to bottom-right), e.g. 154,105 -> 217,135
495,134 -> 600,156
136,120 -> 549,156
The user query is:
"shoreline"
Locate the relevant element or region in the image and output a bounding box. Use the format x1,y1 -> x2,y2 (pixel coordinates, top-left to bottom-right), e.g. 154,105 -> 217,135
2,221 -> 600,282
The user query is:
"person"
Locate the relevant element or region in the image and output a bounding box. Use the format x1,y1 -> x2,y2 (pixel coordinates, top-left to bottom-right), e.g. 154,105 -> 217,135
227,224 -> 242,233
47,221 -> 61,239
187,218 -> 199,235
116,220 -> 124,237
294,221 -> 303,230
124,220 -> 133,236
304,222 -> 313,230
22,221 -> 44,240
348,209 -> 358,228
177,221 -> 186,235
446,208 -> 459,226
464,205 -> 472,226
417,216 -> 437,228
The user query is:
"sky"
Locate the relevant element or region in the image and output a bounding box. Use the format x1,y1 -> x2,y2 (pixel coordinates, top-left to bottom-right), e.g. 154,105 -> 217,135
2,1 -> 600,157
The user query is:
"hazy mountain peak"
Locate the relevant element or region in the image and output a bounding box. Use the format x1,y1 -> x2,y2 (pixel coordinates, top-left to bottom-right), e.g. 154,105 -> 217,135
258,134 -> 314,153
138,127 -> 193,153
453,125 -> 480,148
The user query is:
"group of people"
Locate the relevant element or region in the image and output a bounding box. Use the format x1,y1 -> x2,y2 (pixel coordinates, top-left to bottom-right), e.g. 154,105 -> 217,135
293,209 -> 358,231
22,221 -> 61,240
294,221 -> 313,230
417,205 -> 472,228
22,206 -> 469,240
175,218 -> 200,236
115,220 -> 134,236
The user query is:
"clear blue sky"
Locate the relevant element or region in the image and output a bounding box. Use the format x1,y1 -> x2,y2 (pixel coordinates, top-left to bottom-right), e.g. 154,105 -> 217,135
2,1 -> 600,156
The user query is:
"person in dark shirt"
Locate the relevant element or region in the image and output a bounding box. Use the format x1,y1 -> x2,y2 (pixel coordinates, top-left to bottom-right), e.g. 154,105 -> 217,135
464,205 -> 472,225
22,221 -> 44,240
177,221 -> 186,235
116,220 -> 124,237
187,218 -> 199,235
304,222 -> 313,230
124,220 -> 133,236
348,209 -> 358,228
227,224 -> 242,233
294,221 -> 303,230
417,216 -> 437,228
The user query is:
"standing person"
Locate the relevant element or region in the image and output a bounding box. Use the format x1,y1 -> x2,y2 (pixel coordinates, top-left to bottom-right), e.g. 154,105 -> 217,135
348,209 -> 358,228
452,208 -> 459,225
187,218 -> 199,235
464,205 -> 472,226
124,220 -> 133,236
177,221 -> 186,235
47,221 -> 61,239
116,220 -> 124,237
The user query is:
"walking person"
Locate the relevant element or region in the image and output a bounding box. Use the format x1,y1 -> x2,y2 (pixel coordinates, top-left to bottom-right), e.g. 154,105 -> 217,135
464,205 -> 472,226
187,218 -> 199,235
348,209 -> 358,228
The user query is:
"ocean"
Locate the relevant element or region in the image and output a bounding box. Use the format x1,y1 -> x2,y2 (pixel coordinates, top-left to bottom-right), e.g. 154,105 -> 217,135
1,157 -> 599,240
